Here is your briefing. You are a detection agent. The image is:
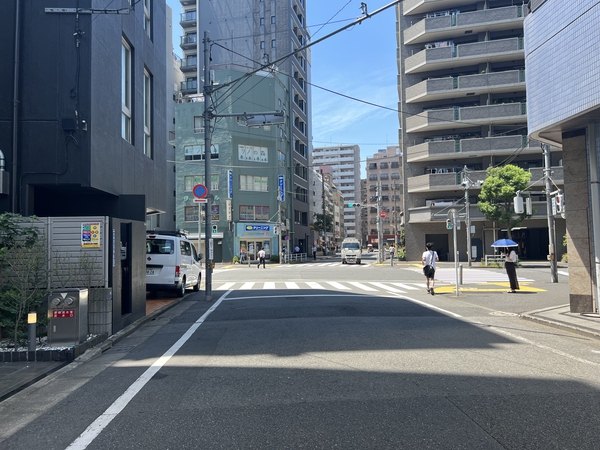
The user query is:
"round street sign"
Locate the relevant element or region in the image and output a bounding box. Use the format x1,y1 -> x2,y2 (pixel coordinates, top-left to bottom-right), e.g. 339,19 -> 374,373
193,184 -> 208,199
380,211 -> 387,219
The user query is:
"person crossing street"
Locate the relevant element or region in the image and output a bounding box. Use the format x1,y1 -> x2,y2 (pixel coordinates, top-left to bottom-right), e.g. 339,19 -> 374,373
257,248 -> 266,269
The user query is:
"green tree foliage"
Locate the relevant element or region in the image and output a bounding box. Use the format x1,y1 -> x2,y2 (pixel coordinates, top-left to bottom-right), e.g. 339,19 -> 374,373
312,213 -> 333,233
0,213 -> 49,349
477,165 -> 532,239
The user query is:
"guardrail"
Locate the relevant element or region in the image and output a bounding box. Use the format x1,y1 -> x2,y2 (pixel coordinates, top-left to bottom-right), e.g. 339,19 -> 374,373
283,253 -> 307,263
484,255 -> 504,266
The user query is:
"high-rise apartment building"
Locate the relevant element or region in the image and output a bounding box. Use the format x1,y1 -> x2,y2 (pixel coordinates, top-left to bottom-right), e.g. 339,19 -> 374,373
396,0 -> 565,262
177,0 -> 312,255
365,146 -> 403,248
525,0 -> 600,312
312,145 -> 362,240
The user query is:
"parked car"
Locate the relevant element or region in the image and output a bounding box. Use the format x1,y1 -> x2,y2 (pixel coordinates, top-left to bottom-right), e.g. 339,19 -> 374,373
146,231 -> 202,297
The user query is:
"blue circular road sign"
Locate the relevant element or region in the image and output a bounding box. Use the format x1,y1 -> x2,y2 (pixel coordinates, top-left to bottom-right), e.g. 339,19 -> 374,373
193,184 -> 208,198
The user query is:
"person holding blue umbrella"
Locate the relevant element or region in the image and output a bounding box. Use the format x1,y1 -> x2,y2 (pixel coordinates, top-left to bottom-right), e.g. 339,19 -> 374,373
502,246 -> 519,293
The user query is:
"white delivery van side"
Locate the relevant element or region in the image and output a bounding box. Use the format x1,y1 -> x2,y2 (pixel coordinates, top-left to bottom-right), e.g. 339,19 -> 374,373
146,231 -> 202,297
341,238 -> 362,264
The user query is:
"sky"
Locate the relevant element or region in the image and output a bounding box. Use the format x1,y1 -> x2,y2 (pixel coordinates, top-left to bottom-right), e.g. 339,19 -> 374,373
166,0 -> 400,177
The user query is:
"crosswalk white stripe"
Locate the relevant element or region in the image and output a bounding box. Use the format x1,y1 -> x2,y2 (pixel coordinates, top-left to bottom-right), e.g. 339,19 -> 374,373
240,282 -> 255,290
307,282 -> 325,289
348,281 -> 377,291
215,282 -> 236,290
285,282 -> 300,289
327,281 -> 351,290
263,282 -> 276,289
391,282 -> 419,291
369,282 -> 405,293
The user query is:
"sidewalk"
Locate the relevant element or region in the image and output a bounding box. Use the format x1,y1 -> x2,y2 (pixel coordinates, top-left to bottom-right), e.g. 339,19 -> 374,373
3,270 -> 600,403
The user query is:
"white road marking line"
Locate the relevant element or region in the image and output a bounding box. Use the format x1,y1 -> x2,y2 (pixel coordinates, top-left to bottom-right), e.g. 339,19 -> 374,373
240,282 -> 255,290
327,281 -> 351,290
402,295 -> 462,318
306,282 -> 325,289
263,282 -> 276,289
558,271 -> 569,277
285,282 -> 300,289
391,282 -> 419,291
348,281 -> 377,291
66,291 -> 232,450
369,282 -> 405,293
215,282 -> 236,290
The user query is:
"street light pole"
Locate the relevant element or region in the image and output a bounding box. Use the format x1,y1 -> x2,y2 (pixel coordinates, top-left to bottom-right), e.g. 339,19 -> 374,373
543,144 -> 558,283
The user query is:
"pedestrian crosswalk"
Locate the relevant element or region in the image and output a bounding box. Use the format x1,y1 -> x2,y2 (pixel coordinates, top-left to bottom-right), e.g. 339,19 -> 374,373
212,280 -> 433,295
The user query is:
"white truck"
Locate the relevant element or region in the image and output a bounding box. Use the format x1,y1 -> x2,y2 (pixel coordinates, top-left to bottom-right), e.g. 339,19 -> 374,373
341,238 -> 362,264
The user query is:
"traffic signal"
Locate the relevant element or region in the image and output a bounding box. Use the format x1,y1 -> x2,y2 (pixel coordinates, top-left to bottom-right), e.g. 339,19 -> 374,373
446,219 -> 453,230
514,195 -> 524,214
348,203 -> 361,208
212,224 -> 218,234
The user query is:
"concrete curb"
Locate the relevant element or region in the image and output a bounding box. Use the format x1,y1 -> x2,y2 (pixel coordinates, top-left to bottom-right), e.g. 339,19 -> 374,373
520,307 -> 600,341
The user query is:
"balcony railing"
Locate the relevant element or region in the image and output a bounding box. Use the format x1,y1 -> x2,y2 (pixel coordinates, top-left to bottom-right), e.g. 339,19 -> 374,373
407,170 -> 488,193
180,79 -> 197,94
180,34 -> 197,50
406,102 -> 526,133
405,37 -> 524,74
406,69 -> 525,104
180,58 -> 197,72
529,167 -> 564,185
407,135 -> 531,162
405,6 -> 524,45
180,11 -> 197,27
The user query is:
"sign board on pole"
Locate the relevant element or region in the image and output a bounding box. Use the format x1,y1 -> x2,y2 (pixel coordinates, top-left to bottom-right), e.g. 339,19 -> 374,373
193,198 -> 208,203
209,239 -> 214,260
278,175 -> 285,202
227,170 -> 233,199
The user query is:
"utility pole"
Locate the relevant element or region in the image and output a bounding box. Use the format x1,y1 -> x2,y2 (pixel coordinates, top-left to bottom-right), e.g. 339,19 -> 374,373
543,144 -> 558,282
377,181 -> 383,263
321,169 -> 326,253
203,31 -> 213,301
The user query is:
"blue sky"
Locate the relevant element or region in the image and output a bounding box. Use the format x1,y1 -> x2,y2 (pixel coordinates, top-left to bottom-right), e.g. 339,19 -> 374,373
166,0 -> 400,176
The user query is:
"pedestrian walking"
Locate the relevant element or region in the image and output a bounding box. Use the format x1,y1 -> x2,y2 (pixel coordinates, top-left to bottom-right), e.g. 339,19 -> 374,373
257,248 -> 266,269
502,247 -> 519,293
312,245 -> 317,260
421,242 -> 439,295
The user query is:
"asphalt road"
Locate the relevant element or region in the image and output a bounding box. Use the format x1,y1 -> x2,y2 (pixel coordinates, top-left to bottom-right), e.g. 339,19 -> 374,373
2,256 -> 600,449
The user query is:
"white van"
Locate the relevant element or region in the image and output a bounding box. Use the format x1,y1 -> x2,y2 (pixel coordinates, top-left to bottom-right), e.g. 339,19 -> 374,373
341,238 -> 362,264
146,231 -> 202,297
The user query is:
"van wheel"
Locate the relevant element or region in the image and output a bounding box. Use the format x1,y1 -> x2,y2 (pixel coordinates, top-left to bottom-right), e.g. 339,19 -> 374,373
193,276 -> 200,292
176,279 -> 186,297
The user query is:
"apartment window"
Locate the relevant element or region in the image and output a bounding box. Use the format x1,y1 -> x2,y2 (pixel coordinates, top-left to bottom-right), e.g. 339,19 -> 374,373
369,163 -> 377,170
184,175 -> 219,191
144,0 -> 151,38
391,173 -> 400,179
271,16 -> 276,24
369,174 -> 377,181
391,161 -> 399,168
239,205 -> 269,221
380,173 -> 389,180
121,39 -> 132,143
240,175 -> 268,191
143,69 -> 152,157
260,41 -> 265,49
184,144 -> 219,161
260,17 -> 265,25
271,39 -> 276,48
193,116 -> 205,134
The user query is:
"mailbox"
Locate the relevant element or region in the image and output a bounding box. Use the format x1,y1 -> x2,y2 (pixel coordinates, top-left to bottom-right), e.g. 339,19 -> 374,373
47,289 -> 88,346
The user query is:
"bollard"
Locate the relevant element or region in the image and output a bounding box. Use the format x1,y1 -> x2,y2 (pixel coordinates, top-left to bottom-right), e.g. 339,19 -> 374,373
28,312 -> 37,352
459,264 -> 463,285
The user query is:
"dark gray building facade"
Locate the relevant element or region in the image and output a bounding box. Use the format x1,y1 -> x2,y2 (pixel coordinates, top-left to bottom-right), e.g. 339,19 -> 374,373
0,0 -> 169,331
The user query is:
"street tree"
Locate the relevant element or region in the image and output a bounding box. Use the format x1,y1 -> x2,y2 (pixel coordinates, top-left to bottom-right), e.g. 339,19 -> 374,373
477,164 -> 532,240
312,213 -> 333,234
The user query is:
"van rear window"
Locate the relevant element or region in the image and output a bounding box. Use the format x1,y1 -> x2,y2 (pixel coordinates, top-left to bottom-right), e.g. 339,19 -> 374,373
147,239 -> 175,255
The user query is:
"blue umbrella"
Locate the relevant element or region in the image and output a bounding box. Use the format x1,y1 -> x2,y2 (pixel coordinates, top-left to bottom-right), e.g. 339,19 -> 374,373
491,239 -> 518,247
